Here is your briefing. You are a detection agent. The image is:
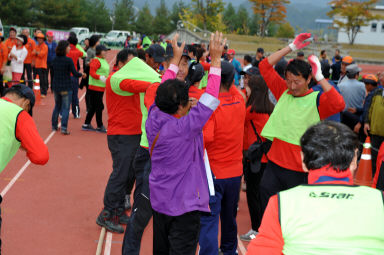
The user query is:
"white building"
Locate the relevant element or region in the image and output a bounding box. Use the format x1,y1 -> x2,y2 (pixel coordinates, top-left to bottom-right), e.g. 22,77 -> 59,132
336,5 -> 384,46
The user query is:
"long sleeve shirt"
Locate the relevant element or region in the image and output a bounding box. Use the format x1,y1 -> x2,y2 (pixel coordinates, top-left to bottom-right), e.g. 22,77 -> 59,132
34,43 -> 48,69
9,46 -> 28,73
24,37 -> 36,64
2,97 -> 49,165
51,56 -> 82,92
259,58 -> 345,172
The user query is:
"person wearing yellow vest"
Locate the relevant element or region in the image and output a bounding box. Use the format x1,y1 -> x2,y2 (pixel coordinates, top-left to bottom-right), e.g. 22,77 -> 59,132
82,45 -> 110,133
0,84 -> 49,252
247,121 -> 384,255
257,33 -> 345,230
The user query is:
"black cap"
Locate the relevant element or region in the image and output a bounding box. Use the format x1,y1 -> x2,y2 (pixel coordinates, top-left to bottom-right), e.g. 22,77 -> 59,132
6,84 -> 35,116
297,51 -> 305,57
146,44 -> 165,63
240,67 -> 260,76
257,47 -> 264,53
221,61 -> 235,84
96,44 -> 110,53
186,62 -> 205,87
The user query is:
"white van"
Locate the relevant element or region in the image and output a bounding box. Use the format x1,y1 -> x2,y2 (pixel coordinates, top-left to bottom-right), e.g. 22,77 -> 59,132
70,27 -> 90,44
101,30 -> 131,46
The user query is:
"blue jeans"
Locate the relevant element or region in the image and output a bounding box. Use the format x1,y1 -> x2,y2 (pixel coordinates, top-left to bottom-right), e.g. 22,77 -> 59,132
52,90 -> 72,131
199,176 -> 241,255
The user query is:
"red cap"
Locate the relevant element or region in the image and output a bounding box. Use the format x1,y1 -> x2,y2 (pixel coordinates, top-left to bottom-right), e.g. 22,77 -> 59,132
46,31 -> 54,37
228,49 -> 235,55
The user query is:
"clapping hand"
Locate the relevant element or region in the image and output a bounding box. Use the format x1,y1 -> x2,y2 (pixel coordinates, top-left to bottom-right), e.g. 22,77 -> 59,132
170,33 -> 185,66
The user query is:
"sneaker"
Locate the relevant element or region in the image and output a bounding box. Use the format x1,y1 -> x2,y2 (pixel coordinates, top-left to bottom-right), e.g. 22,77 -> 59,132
61,129 -> 70,135
124,194 -> 132,210
82,124 -> 95,131
52,126 -> 58,132
74,114 -> 81,119
117,208 -> 130,225
240,229 -> 258,242
96,209 -> 124,234
96,125 -> 107,133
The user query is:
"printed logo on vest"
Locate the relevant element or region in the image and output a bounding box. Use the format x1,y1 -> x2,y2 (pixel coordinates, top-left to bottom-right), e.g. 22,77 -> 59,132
309,191 -> 354,199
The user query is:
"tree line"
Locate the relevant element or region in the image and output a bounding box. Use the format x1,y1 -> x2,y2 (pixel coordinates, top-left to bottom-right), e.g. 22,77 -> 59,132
0,0 -> 297,38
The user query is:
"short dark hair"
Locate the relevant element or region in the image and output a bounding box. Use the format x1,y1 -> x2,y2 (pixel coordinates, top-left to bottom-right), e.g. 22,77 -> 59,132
89,35 -> 100,48
285,59 -> 312,80
320,49 -> 326,56
300,121 -> 359,171
137,49 -> 146,61
56,40 -> 69,56
221,61 -> 235,90
347,72 -> 358,79
321,62 -> 331,79
68,36 -> 78,45
155,79 -> 189,114
244,55 -> 252,64
335,55 -> 341,61
115,48 -> 137,66
196,47 -> 206,62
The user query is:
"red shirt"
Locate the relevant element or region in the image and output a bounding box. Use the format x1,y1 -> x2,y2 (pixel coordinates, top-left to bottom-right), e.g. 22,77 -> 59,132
246,166 -> 355,255
259,59 -> 345,172
204,86 -> 246,179
244,106 -> 270,163
2,97 -> 49,165
88,58 -> 106,92
67,44 -> 83,72
372,143 -> 384,189
106,72 -> 152,135
188,85 -> 204,100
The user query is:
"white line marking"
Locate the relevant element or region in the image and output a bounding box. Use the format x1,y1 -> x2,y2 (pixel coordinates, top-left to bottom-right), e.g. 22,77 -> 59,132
237,234 -> 247,255
103,232 -> 113,255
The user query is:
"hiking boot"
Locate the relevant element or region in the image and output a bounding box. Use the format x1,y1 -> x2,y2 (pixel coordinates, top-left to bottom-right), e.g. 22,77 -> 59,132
240,229 -> 258,242
96,209 -> 124,234
117,208 -> 130,225
124,194 -> 132,210
82,124 -> 95,131
96,125 -> 107,133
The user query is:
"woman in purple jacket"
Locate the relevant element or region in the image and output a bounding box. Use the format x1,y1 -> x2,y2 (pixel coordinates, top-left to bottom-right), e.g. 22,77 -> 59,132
146,32 -> 225,255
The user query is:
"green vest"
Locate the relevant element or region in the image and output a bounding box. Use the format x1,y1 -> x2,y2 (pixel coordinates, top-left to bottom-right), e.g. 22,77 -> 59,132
110,57 -> 161,147
369,92 -> 384,137
76,44 -> 87,58
261,90 -> 320,145
0,99 -> 23,172
89,57 -> 110,88
142,36 -> 152,51
279,185 -> 384,255
160,42 -> 167,50
198,71 -> 209,89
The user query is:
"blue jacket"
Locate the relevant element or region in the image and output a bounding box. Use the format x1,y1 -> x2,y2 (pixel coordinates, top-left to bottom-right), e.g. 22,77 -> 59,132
46,41 -> 57,64
231,58 -> 242,86
312,80 -> 341,122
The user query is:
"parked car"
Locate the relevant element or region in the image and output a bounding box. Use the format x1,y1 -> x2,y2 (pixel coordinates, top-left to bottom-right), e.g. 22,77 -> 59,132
70,27 -> 90,44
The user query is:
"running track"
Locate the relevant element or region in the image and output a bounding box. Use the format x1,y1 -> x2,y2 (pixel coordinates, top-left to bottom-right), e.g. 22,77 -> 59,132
2,50 -> 383,254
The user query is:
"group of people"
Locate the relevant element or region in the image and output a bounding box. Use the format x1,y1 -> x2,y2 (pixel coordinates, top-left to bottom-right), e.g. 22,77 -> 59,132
1,26 -> 384,255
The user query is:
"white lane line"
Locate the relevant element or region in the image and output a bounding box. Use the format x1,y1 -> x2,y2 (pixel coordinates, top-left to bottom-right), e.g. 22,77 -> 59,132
237,234 -> 247,255
1,54 -> 116,198
103,232 -> 113,255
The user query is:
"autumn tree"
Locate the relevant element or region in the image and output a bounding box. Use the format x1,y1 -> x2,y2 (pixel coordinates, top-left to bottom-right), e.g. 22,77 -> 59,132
276,22 -> 295,38
328,0 -> 382,45
181,0 -> 225,31
249,0 -> 290,37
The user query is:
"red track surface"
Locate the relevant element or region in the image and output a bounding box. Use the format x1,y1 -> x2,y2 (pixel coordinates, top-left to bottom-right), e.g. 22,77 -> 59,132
4,50 -> 381,254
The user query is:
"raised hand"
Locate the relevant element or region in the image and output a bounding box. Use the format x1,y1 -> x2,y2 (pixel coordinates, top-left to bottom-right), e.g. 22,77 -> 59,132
171,33 -> 185,65
308,55 -> 324,82
289,33 -> 311,51
209,31 -> 227,68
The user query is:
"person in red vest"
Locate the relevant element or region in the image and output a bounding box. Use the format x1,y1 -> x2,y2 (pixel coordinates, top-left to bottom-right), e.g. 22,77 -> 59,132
247,121 -> 384,254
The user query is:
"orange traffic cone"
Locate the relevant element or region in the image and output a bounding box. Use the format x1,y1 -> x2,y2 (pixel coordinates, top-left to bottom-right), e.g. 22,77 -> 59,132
355,137 -> 373,186
33,75 -> 41,105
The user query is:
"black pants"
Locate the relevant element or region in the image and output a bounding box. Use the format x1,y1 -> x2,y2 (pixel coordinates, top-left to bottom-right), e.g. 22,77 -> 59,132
372,135 -> 384,176
244,162 -> 266,231
103,135 -> 140,211
85,90 -> 104,127
0,74 -> 3,96
259,161 -> 308,218
153,210 -> 200,255
123,147 -> 152,255
35,68 -> 48,95
22,63 -> 33,89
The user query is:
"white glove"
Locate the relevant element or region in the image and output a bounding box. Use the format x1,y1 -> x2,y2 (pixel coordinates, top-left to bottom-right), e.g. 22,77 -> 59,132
308,55 -> 324,82
288,33 -> 312,51
99,75 -> 107,83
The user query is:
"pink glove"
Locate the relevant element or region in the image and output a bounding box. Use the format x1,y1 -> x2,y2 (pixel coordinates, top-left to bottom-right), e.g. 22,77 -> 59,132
288,33 -> 311,51
308,55 -> 324,82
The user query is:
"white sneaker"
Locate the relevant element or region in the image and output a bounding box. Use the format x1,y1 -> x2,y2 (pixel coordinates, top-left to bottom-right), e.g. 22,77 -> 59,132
240,229 -> 258,241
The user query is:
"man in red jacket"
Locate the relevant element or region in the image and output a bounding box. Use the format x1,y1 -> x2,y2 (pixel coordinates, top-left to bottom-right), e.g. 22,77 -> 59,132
247,121 -> 384,254
257,33 -> 345,228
